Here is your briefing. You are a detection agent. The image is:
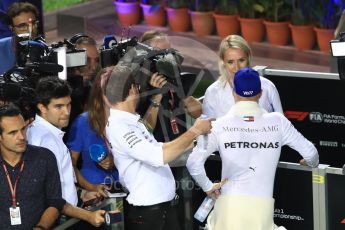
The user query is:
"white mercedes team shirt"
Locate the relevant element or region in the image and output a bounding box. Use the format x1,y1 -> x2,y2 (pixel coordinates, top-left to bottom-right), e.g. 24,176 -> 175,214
106,109 -> 175,206
187,101 -> 318,198
203,77 -> 283,118
27,115 -> 78,206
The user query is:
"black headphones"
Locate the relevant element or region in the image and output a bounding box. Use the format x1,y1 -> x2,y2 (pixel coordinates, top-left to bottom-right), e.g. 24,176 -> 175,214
69,33 -> 90,45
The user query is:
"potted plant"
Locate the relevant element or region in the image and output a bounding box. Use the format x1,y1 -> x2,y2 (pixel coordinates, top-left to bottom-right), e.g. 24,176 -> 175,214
164,0 -> 190,32
113,0 -> 141,26
314,0 -> 345,53
288,0 -> 317,50
213,0 -> 240,38
140,0 -> 166,26
189,0 -> 215,36
262,0 -> 292,46
238,0 -> 266,42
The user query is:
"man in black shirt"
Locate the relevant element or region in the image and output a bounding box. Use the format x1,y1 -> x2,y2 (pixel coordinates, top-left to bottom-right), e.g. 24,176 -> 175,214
0,103 -> 65,230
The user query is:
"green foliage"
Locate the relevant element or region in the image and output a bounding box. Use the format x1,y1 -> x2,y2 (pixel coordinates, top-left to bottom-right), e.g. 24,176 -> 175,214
289,0 -> 316,25
238,0 -> 265,18
164,0 -> 189,8
314,0 -> 345,29
261,0 -> 291,22
190,0 -> 215,12
214,0 -> 238,15
43,0 -> 93,12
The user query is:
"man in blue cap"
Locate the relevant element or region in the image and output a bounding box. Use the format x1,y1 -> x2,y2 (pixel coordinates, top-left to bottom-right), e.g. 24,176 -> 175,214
187,67 -> 319,230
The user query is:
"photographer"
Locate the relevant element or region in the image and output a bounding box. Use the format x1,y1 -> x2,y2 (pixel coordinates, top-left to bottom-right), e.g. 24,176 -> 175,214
0,2 -> 40,74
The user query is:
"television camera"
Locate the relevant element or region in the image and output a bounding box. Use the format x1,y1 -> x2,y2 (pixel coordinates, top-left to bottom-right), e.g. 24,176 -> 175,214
0,33 -> 88,120
99,35 -> 184,93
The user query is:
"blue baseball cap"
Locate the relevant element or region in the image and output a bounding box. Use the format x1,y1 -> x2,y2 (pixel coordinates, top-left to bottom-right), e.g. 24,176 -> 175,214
233,68 -> 261,97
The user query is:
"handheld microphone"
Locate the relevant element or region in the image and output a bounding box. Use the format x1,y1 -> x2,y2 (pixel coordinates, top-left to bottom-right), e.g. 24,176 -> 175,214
103,35 -> 117,49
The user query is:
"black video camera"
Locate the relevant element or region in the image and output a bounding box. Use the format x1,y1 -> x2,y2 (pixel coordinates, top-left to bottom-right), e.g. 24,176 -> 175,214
0,68 -> 37,121
100,35 -> 184,92
15,33 -> 88,81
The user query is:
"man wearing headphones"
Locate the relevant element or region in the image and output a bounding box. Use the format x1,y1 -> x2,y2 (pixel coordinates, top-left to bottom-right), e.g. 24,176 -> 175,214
66,34 -> 100,128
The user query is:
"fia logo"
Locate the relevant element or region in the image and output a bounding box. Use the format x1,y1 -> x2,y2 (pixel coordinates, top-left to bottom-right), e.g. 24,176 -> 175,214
309,112 -> 323,123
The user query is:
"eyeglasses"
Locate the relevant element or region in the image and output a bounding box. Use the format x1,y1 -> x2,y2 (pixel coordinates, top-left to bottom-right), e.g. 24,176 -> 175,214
13,20 -> 39,31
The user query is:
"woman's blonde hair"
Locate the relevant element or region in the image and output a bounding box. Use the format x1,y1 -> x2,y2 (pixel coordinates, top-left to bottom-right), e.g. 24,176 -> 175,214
218,35 -> 252,83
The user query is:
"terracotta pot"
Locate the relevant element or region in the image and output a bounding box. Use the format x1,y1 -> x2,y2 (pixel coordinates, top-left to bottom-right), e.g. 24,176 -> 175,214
213,13 -> 240,39
113,1 -> 141,26
289,24 -> 316,50
140,3 -> 166,26
264,21 -> 290,46
238,17 -> 265,43
314,27 -> 335,53
189,11 -> 214,36
165,7 -> 190,32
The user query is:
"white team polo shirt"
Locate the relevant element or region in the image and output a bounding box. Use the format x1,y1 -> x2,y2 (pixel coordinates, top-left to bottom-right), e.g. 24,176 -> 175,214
27,115 -> 78,206
187,101 -> 318,198
106,109 -> 175,206
202,77 -> 283,118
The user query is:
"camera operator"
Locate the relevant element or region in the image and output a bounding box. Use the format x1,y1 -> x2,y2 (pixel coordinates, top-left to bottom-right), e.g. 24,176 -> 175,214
138,30 -> 203,229
66,34 -> 100,129
0,2 -> 39,74
139,30 -> 202,142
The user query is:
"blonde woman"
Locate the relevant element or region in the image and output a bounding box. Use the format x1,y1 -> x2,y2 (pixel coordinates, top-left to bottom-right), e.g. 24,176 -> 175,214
203,35 -> 283,118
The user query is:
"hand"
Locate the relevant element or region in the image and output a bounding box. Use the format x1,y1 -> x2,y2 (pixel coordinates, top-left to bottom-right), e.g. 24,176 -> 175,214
98,155 -> 114,170
149,73 -> 167,89
93,184 -> 110,198
184,96 -> 202,119
88,209 -> 106,227
299,159 -> 308,166
80,185 -> 109,203
81,190 -> 98,203
206,179 -> 228,200
190,117 -> 215,136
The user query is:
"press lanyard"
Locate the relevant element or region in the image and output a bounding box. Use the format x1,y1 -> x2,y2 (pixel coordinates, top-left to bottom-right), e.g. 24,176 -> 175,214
2,161 -> 25,207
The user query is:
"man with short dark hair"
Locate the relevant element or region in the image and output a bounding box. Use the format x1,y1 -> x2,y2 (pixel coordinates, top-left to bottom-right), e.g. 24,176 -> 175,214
27,76 -> 79,206
187,68 -> 319,230
6,1 -> 39,37
0,2 -> 40,74
0,103 -> 65,230
26,77 -> 107,226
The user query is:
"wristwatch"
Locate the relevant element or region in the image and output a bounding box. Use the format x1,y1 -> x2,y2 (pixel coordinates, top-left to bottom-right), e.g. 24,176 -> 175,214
150,99 -> 161,108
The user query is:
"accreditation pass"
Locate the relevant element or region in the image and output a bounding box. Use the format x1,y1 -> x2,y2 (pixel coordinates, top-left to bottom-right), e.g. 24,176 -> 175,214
10,206 -> 21,225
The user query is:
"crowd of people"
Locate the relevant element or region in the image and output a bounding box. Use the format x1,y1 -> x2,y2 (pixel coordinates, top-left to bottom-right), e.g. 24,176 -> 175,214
0,1 -> 319,230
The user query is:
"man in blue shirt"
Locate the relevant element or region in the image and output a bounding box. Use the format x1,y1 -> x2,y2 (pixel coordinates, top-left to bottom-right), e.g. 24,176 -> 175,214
0,2 -> 40,74
0,36 -> 16,74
